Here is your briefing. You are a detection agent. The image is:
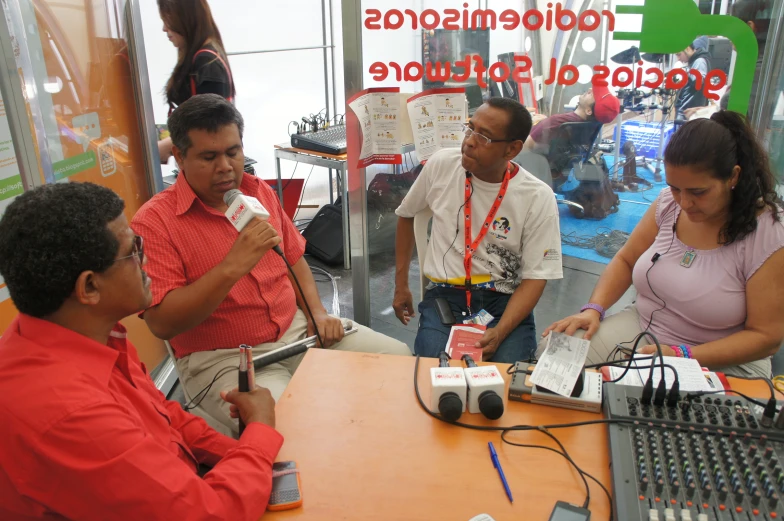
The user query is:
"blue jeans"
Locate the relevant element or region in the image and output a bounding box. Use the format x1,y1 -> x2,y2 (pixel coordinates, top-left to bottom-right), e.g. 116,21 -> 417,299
414,287 -> 537,364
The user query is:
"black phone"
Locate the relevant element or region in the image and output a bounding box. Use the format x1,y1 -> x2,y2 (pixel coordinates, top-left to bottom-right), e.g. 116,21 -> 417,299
434,297 -> 456,326
547,501 -> 591,521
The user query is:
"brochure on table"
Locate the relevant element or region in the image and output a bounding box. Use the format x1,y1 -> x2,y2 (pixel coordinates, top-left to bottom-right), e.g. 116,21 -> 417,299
407,88 -> 467,162
347,87 -> 402,168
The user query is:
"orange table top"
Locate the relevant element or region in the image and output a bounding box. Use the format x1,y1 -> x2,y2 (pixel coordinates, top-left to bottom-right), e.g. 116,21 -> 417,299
267,349 -> 774,521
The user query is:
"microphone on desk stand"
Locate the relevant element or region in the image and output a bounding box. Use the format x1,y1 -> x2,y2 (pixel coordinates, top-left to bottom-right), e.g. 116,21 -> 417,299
461,355 -> 505,420
429,351 -> 467,422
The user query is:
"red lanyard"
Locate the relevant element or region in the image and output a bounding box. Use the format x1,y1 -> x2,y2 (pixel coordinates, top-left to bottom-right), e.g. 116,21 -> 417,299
463,164 -> 511,312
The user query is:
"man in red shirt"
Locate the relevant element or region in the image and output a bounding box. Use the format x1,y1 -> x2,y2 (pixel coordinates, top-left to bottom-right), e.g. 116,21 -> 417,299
0,182 -> 281,520
522,82 -> 620,154
132,94 -> 410,436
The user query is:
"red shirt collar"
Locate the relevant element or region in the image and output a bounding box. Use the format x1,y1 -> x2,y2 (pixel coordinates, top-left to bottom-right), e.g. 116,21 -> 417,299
174,172 -> 260,217
12,314 -> 128,386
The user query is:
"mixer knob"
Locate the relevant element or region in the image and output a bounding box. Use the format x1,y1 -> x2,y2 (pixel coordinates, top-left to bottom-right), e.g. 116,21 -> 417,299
735,489 -> 745,503
770,492 -> 779,508
686,482 -> 696,498
671,481 -> 680,495
719,486 -> 728,501
751,491 -> 762,506
749,445 -> 758,457
640,477 -> 649,491
656,479 -> 665,494
702,484 -> 712,498
754,455 -> 763,466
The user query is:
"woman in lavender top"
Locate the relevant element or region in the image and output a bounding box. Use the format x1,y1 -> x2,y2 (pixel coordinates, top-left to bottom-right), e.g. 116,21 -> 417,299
545,112 -> 784,378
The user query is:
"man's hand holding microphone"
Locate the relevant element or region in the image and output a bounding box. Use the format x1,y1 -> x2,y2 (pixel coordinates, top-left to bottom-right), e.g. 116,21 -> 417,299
220,386 -> 276,429
220,189 -> 283,280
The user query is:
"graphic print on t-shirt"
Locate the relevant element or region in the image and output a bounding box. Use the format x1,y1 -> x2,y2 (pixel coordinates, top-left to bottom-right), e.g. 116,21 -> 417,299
485,243 -> 522,293
490,216 -> 511,241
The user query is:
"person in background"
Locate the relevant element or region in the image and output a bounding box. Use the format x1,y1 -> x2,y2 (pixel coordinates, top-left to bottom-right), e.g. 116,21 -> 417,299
544,112 -> 784,378
0,182 -> 280,520
157,0 -> 234,164
719,0 -> 771,118
133,94 -> 411,437
674,36 -> 712,117
394,98 -> 563,363
522,82 -> 620,154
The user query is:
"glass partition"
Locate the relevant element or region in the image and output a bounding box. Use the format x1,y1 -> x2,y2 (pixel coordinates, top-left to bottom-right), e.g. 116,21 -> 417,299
0,89 -> 22,332
347,0 -> 779,342
0,0 -> 162,365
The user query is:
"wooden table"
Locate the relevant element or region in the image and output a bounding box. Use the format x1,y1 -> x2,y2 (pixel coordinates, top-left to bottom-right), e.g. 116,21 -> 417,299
267,349 -> 774,521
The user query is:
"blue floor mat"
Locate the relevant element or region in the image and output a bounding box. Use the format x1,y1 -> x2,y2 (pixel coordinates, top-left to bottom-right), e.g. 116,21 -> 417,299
558,155 -> 668,264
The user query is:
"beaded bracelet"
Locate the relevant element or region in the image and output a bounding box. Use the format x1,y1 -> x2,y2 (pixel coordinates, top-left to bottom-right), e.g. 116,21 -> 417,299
679,344 -> 691,359
672,345 -> 683,357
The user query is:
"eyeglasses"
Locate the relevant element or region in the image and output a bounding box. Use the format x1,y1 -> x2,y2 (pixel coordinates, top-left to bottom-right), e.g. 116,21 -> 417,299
115,235 -> 144,266
461,124 -> 517,146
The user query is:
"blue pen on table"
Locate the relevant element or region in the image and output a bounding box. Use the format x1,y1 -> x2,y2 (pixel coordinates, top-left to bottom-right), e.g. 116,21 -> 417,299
488,441 -> 513,503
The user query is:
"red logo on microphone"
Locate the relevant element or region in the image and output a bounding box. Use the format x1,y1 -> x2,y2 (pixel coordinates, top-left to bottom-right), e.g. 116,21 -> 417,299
230,203 -> 246,223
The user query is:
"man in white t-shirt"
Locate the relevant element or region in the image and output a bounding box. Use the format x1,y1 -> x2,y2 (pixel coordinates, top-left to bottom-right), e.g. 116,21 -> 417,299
394,98 -> 563,363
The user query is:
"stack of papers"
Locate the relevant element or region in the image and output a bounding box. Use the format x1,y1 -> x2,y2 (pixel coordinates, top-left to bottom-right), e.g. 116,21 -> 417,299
530,332 -> 590,397
606,355 -> 724,392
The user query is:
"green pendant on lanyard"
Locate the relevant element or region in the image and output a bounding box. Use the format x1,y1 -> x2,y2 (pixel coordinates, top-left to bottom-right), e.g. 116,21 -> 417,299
463,164 -> 511,314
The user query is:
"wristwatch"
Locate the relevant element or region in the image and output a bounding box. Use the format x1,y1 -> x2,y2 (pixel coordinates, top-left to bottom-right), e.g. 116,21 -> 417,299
580,303 -> 606,321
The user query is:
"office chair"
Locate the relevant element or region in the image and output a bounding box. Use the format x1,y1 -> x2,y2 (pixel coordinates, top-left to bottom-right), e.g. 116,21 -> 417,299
544,120 -> 620,219
545,120 -> 604,182
512,152 -> 584,215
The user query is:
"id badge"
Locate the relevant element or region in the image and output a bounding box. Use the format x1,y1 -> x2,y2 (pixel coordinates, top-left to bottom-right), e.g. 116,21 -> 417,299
463,309 -> 494,326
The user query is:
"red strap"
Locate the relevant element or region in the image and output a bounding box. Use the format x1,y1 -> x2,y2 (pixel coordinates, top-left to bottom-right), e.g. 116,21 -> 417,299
463,164 -> 511,312
189,48 -> 235,101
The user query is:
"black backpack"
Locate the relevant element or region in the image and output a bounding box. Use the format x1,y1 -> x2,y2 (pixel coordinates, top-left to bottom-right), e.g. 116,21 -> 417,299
302,202 -> 344,265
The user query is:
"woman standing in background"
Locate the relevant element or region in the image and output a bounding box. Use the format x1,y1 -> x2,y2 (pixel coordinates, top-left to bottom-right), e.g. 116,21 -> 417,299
157,0 -> 235,163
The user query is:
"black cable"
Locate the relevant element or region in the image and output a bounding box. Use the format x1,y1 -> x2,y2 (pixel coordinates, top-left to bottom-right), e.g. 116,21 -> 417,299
412,355 -> 618,519
728,374 -> 776,402
184,365 -> 237,411
281,161 -> 299,193
279,251 -> 325,350
685,389 -> 769,409
500,429 -> 592,510
642,210 -> 677,333
413,355 -> 636,434
442,179 -> 473,282
534,427 -> 612,512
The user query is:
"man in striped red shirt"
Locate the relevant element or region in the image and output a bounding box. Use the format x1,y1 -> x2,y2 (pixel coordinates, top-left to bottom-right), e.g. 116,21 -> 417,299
132,94 -> 410,436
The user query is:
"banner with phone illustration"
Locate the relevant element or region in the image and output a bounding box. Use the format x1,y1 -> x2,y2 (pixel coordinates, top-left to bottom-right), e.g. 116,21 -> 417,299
407,88 -> 467,162
347,87 -> 402,168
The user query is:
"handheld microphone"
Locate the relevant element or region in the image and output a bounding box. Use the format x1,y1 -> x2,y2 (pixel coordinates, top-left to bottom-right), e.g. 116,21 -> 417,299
429,351 -> 467,421
237,345 -> 254,435
461,355 -> 505,420
223,189 -> 283,256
